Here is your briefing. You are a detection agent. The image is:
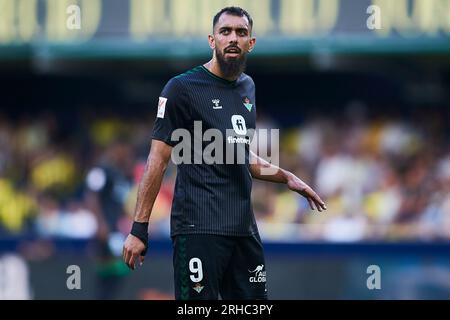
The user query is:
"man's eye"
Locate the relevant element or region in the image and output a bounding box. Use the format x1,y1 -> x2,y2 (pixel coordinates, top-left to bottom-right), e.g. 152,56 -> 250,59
221,30 -> 230,34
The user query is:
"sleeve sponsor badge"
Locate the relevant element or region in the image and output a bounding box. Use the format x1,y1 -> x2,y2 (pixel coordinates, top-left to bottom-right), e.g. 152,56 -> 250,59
157,97 -> 167,118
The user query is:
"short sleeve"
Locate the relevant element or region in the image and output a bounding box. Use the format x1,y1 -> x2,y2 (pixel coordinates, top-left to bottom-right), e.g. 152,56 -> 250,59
151,78 -> 190,147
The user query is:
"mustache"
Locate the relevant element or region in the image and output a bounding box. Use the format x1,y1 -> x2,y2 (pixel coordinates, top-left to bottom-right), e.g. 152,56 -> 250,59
224,46 -> 241,53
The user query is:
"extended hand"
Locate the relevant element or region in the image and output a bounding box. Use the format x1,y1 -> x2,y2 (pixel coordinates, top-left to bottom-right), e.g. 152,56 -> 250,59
122,234 -> 146,270
287,174 -> 327,212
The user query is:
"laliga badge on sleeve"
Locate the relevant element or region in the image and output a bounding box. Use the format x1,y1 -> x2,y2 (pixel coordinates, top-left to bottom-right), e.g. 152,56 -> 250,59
157,97 -> 167,118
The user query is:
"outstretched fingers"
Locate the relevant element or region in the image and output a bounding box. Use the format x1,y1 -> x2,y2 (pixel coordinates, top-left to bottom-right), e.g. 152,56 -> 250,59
304,188 -> 326,212
311,192 -> 326,212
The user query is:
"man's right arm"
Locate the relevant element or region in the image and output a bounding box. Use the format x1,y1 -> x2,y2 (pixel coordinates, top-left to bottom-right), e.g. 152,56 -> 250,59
122,139 -> 172,270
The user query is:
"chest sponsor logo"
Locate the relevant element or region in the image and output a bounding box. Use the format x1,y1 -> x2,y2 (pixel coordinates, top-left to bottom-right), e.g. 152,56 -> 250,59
231,115 -> 247,135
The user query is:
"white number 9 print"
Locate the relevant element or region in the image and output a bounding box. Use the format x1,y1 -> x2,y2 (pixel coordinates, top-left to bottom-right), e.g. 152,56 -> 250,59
189,257 -> 203,283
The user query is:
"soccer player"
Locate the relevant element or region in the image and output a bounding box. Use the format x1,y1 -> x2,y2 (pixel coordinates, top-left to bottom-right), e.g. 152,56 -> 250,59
122,6 -> 326,300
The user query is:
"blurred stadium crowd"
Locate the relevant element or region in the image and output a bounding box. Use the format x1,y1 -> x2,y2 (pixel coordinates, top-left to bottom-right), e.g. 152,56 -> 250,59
0,104 -> 449,243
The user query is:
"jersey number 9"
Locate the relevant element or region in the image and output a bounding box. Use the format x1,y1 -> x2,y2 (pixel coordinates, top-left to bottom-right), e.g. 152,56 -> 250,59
189,257 -> 203,283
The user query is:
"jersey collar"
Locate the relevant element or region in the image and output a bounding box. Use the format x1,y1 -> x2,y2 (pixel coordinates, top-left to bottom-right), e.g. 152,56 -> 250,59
200,65 -> 239,86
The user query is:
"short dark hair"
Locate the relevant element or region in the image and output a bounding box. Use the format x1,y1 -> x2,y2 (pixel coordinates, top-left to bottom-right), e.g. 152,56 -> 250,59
213,7 -> 253,32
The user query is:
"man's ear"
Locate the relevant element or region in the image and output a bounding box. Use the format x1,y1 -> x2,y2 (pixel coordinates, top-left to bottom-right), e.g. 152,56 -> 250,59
248,37 -> 256,52
208,34 -> 215,50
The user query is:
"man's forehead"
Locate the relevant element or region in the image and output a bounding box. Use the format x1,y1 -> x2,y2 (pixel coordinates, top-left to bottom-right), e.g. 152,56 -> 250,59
215,14 -> 250,30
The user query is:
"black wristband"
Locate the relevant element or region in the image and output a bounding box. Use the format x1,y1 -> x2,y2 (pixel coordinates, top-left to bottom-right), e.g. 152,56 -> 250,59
130,221 -> 149,256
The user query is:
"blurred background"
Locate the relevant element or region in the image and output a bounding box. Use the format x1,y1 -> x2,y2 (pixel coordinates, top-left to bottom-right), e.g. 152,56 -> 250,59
1,0 -> 450,299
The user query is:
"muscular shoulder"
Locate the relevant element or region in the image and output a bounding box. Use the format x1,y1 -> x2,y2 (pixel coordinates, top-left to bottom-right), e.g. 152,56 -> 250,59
172,66 -> 204,85
241,73 -> 254,84
239,72 -> 255,91
161,76 -> 184,96
160,66 -> 204,96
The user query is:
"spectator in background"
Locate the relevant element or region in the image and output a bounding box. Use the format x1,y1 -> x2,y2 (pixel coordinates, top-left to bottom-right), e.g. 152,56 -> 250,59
85,138 -> 135,299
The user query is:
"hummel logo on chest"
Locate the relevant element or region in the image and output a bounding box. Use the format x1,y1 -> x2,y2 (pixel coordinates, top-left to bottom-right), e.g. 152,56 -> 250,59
212,99 -> 222,109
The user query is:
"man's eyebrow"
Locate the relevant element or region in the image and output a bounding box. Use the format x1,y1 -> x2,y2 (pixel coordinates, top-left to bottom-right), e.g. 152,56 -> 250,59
218,24 -> 249,31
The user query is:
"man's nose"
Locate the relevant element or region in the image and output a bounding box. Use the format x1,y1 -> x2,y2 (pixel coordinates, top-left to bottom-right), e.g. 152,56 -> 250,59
228,31 -> 238,43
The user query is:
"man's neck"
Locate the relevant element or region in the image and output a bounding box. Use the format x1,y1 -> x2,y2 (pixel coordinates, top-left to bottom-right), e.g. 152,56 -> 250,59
203,59 -> 239,82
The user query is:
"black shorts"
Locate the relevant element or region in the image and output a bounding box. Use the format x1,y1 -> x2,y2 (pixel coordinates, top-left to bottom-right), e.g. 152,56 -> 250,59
172,233 -> 268,300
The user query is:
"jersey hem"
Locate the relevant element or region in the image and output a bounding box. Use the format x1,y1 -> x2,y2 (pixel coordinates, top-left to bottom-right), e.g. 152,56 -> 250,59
170,229 -> 258,237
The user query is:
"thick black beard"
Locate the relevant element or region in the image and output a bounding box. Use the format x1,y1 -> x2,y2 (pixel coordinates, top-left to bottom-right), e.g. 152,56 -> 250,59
215,48 -> 247,79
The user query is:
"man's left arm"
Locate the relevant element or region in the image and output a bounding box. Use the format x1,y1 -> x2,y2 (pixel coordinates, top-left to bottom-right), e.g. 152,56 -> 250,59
249,151 -> 327,212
